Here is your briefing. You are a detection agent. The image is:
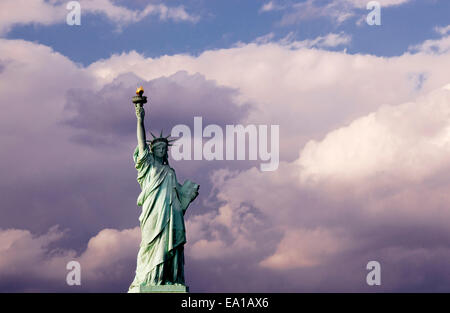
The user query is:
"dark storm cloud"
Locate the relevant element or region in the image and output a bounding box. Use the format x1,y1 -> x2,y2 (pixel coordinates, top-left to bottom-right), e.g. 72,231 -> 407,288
0,65 -> 257,292
3,36 -> 450,294
0,66 -> 254,246
58,68 -> 256,230
181,85 -> 450,292
63,70 -> 251,146
181,166 -> 450,293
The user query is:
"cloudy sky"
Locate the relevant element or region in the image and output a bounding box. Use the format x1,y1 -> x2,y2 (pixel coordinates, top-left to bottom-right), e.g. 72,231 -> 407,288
1,0 -> 450,292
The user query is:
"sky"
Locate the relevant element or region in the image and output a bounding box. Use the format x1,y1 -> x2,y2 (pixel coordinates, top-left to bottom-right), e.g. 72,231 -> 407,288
1,0 -> 450,292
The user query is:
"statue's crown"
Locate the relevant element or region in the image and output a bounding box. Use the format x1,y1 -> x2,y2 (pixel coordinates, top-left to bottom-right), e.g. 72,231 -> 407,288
146,130 -> 176,147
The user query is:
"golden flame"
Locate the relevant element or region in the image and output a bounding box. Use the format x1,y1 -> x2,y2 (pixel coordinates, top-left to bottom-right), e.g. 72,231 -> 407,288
136,86 -> 144,95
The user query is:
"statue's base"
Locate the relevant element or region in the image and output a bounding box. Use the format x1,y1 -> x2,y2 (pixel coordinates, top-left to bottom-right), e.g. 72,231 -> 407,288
139,285 -> 189,293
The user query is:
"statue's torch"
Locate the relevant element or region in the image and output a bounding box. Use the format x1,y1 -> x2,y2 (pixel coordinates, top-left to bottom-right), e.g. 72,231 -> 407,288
132,86 -> 147,107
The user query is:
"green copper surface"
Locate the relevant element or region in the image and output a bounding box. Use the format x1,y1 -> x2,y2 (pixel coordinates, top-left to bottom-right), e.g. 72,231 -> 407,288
128,92 -> 199,293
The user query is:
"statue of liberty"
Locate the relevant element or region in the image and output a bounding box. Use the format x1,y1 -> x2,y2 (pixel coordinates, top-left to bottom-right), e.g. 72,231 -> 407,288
128,87 -> 199,293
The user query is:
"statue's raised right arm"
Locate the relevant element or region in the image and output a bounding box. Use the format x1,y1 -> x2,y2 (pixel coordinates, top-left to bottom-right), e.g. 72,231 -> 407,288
135,104 -> 147,157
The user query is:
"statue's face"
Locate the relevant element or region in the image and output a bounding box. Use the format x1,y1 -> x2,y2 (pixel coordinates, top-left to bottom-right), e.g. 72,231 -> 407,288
153,144 -> 167,159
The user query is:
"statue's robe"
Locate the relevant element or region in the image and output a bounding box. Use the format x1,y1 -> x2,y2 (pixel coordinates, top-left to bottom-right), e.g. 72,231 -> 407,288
128,144 -> 198,292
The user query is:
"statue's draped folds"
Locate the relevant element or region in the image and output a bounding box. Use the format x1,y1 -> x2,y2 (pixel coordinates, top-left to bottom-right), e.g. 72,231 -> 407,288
128,144 -> 198,292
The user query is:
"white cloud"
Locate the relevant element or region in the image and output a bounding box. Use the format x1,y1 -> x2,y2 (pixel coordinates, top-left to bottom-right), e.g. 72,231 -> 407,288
435,25 -> 450,36
280,32 -> 351,49
260,1 -> 276,12
251,32 -> 351,50
86,34 -> 450,164
347,0 -> 411,8
267,0 -> 412,25
280,0 -> 355,25
81,0 -> 199,24
0,0 -> 65,35
409,35 -> 450,55
186,202 -> 262,260
260,228 -> 349,269
253,32 -> 276,44
0,226 -> 140,289
298,85 -> 450,185
188,83 -> 450,277
409,25 -> 450,55
0,226 -> 74,286
259,1 -> 285,13
0,0 -> 199,35
77,227 -> 140,283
